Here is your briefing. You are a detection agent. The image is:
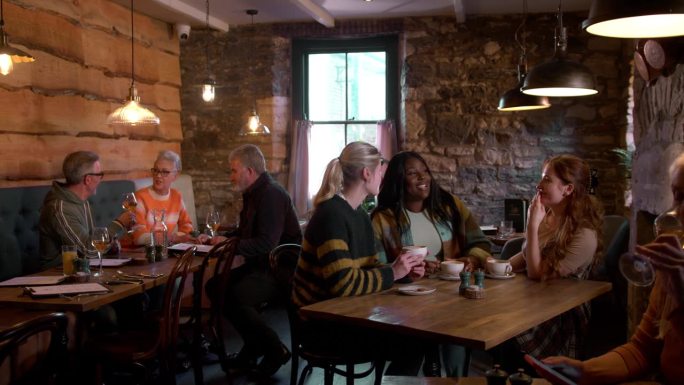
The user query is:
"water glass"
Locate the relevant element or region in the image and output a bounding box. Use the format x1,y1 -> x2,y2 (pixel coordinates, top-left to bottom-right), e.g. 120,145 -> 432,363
497,220 -> 514,239
61,245 -> 77,276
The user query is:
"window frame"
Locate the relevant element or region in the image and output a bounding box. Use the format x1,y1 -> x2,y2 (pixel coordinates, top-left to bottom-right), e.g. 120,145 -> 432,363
292,36 -> 399,128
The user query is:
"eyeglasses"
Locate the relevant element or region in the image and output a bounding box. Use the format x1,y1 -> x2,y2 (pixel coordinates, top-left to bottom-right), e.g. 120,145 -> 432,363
84,172 -> 104,178
150,168 -> 176,177
380,158 -> 388,166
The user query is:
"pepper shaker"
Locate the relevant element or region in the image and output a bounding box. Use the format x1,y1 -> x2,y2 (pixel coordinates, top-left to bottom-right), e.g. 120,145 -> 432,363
459,270 -> 471,294
474,269 -> 485,289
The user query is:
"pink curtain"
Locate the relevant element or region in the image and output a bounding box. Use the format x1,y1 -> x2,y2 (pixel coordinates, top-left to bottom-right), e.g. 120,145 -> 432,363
287,120 -> 312,217
376,119 -> 398,159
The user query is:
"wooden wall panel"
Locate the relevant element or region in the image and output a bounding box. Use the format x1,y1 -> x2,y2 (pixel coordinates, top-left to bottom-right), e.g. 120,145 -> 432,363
0,0 -> 182,186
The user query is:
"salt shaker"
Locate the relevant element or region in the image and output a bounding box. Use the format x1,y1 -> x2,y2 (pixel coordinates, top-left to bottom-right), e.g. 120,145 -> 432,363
474,269 -> 485,289
459,270 -> 470,294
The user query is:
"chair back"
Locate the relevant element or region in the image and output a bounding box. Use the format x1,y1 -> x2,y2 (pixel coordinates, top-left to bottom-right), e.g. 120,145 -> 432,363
0,312 -> 68,385
499,237 -> 524,260
160,247 -> 196,356
207,237 -> 239,321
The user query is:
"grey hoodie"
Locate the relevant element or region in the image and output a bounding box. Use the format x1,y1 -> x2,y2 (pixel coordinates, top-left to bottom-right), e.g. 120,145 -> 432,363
39,181 -> 124,269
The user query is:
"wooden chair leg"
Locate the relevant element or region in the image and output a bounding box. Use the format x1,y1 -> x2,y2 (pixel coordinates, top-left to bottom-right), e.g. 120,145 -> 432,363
324,366 -> 334,385
290,354 -> 299,385
374,360 -> 385,385
346,363 -> 354,385
298,364 -> 313,385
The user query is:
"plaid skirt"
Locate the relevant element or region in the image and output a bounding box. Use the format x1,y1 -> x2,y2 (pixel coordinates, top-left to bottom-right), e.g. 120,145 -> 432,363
515,301 -> 591,358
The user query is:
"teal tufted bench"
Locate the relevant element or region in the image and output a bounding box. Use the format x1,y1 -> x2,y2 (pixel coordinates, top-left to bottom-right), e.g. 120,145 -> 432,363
0,180 -> 135,280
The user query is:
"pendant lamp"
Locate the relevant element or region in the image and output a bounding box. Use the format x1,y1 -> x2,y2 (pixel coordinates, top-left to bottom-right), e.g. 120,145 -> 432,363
498,0 -> 551,111
239,10 -> 270,136
107,0 -> 160,127
522,1 -> 598,97
200,0 -> 216,102
583,0 -> 684,38
0,0 -> 34,76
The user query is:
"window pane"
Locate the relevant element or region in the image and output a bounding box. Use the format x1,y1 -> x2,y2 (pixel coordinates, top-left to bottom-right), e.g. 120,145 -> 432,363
308,53 -> 346,121
308,124 -> 345,198
347,124 -> 377,146
347,52 -> 386,121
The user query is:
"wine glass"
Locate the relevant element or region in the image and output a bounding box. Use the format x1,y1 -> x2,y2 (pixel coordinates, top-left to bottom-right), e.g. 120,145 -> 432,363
121,192 -> 138,234
619,209 -> 682,286
90,227 -> 111,277
206,209 -> 220,237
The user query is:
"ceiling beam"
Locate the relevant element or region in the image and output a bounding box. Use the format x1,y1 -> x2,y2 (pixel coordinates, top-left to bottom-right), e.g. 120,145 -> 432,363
149,0 -> 230,32
290,0 -> 335,28
453,0 -> 466,23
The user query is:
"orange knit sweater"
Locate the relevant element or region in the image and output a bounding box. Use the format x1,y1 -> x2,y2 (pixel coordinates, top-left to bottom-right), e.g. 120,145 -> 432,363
582,273 -> 683,385
131,187 -> 194,245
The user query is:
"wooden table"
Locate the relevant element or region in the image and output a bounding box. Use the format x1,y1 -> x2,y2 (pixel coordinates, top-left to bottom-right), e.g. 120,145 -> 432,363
300,274 -> 612,351
382,376 -> 551,385
487,233 -> 524,246
0,252 -> 203,312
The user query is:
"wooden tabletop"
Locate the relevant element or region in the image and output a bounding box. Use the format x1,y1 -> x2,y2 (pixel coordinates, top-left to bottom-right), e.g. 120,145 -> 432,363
0,251 -> 203,312
382,376 -> 551,385
300,274 -> 611,350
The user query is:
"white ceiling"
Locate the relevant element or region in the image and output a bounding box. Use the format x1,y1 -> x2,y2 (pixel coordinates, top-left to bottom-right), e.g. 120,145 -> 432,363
123,0 -> 592,33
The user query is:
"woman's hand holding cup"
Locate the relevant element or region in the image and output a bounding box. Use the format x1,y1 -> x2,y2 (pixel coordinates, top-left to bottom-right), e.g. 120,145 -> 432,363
392,246 -> 427,280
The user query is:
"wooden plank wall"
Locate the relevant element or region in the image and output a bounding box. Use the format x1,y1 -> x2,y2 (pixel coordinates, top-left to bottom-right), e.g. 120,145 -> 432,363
0,0 -> 182,187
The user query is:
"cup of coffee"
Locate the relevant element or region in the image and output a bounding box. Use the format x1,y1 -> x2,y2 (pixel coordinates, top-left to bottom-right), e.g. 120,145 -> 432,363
487,259 -> 512,276
61,245 -> 77,276
440,260 -> 465,275
401,245 -> 428,258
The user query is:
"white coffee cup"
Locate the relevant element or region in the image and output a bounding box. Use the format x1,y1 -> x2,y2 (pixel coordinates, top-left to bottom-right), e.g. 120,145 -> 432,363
440,260 -> 464,275
487,259 -> 512,276
402,245 -> 428,258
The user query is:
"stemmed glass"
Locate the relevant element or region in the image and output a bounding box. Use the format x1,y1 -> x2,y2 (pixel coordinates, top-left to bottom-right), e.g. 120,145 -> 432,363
619,209 -> 682,286
121,192 -> 137,234
206,209 -> 220,238
90,227 -> 111,277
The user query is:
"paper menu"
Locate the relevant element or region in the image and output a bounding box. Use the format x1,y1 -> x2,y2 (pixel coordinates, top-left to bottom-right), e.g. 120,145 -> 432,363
25,283 -> 110,297
88,258 -> 132,267
0,276 -> 65,287
168,243 -> 212,253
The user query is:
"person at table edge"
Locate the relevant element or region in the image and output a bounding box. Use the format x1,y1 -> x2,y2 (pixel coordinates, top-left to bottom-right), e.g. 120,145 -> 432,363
39,151 -> 134,268
206,144 -> 302,377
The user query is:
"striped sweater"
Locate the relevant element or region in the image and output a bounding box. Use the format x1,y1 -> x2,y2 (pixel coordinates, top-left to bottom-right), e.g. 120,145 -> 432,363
292,195 -> 394,308
131,187 -> 194,245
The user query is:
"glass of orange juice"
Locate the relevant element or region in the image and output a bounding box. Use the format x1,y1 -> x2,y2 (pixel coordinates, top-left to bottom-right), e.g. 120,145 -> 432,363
61,245 -> 77,276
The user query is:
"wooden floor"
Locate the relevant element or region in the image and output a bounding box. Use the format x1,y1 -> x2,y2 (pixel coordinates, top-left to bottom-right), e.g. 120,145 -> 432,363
176,293 -> 627,385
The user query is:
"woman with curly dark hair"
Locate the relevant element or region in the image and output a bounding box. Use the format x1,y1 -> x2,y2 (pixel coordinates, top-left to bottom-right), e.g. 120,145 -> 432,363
508,154 -> 604,364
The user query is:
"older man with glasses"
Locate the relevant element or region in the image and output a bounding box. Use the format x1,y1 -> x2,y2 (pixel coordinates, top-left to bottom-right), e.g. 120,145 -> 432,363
128,150 -> 195,246
39,151 -> 135,269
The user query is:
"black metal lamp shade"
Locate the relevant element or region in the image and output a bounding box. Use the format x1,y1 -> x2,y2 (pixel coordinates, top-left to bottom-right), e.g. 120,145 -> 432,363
583,0 -> 684,38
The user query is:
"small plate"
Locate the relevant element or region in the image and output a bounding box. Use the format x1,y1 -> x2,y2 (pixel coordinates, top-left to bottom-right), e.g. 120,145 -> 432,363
437,274 -> 461,281
397,285 -> 436,295
485,272 -> 516,280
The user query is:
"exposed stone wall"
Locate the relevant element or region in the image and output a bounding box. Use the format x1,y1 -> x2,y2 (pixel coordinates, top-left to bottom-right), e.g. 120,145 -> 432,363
0,0 -> 182,186
180,14 -> 632,225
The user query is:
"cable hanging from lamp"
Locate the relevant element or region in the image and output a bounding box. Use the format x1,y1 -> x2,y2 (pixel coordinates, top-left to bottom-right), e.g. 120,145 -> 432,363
201,0 -> 216,102
498,0 -> 550,111
521,0 -> 598,97
0,0 -> 35,76
107,0 -> 160,127
240,9 -> 270,136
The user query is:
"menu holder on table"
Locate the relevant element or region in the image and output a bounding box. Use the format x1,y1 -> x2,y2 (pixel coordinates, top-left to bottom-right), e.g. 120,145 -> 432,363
24,283 -> 111,298
168,243 -> 212,254
89,258 -> 132,267
0,276 -> 66,287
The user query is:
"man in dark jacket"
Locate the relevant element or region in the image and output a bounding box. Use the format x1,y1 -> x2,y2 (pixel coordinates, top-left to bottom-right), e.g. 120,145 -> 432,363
208,144 -> 302,377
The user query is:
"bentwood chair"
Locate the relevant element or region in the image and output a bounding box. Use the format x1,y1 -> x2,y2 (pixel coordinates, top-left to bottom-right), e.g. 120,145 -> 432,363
88,246 -> 197,385
182,237 -> 238,385
0,311 -> 68,385
269,243 -> 385,385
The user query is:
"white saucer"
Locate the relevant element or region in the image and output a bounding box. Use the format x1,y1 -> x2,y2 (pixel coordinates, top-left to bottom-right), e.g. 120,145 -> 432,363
397,285 -> 436,295
485,272 -> 516,280
437,274 -> 461,281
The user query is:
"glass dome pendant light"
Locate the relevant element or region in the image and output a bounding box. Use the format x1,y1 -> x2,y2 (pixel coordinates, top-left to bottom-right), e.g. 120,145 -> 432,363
239,9 -> 270,136
498,0 -> 550,111
107,0 -> 160,127
522,0 -> 598,97
0,0 -> 35,76
201,0 -> 215,102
